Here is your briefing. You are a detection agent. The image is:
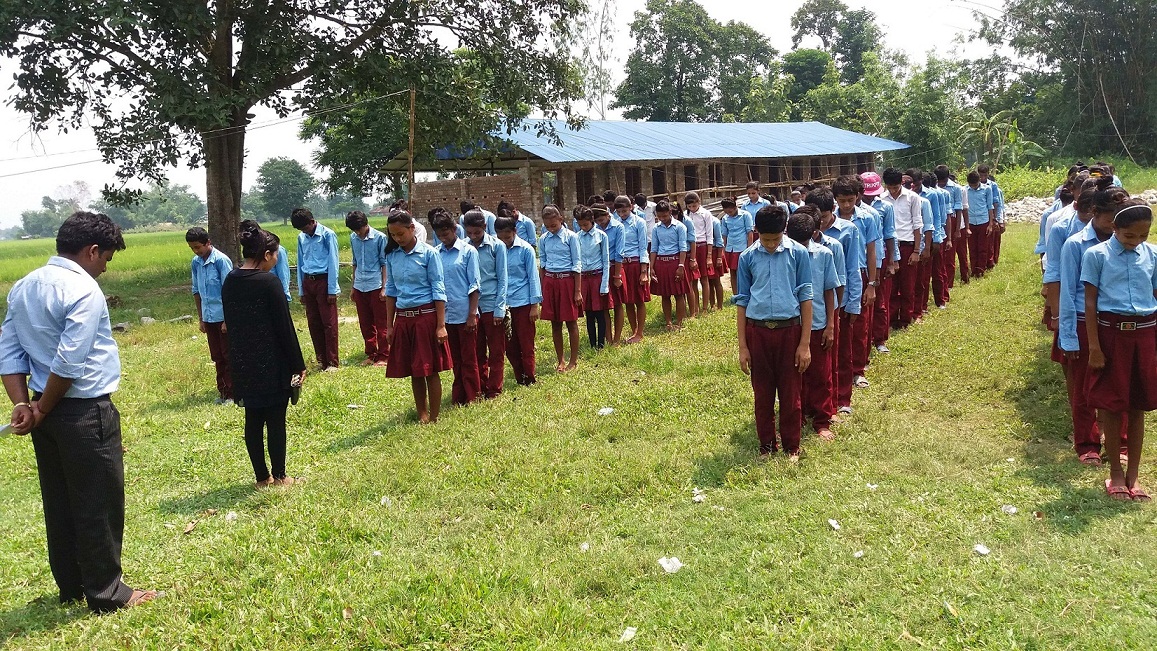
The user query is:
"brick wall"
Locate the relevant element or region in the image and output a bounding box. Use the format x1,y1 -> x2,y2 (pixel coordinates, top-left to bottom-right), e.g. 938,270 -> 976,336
411,173 -> 532,221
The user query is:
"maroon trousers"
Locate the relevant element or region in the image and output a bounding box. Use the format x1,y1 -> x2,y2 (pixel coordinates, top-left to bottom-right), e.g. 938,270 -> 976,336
915,257 -> 931,319
851,270 -> 872,376
834,310 -> 855,408
892,242 -> 919,328
302,275 -> 340,368
351,288 -> 390,363
204,321 -> 232,400
802,328 -> 833,429
955,231 -> 970,283
447,323 -> 481,405
506,305 -> 537,385
476,316 -> 507,398
1056,322 -> 1101,455
872,273 -> 893,346
968,227 -> 989,278
946,234 -> 959,288
989,228 -> 1002,268
747,322 -> 803,454
931,246 -> 949,307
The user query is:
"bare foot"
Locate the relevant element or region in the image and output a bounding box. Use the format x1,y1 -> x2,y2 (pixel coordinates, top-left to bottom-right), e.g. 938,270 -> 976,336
626,335 -> 643,344
372,360 -> 388,367
361,358 -> 375,366
123,589 -> 162,609
787,452 -> 800,463
565,362 -> 577,372
555,362 -> 567,372
817,428 -> 835,442
273,476 -> 304,487
418,414 -> 431,425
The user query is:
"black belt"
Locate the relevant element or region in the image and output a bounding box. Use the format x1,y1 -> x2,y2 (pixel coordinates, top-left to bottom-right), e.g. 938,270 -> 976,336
581,270 -> 604,277
31,393 -> 111,403
303,273 -> 328,281
746,316 -> 802,330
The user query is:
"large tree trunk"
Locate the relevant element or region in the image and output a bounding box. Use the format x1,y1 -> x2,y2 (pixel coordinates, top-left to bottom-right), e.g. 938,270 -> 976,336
204,120 -> 246,262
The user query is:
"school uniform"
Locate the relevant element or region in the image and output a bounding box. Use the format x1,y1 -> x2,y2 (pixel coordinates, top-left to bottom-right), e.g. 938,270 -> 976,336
732,239 -> 814,454
191,246 -> 234,400
721,210 -> 753,271
414,218 -> 429,244
481,208 -> 498,236
848,205 -> 881,378
350,227 -> 390,364
599,215 -> 626,306
824,216 -> 864,409
914,192 -> 935,319
650,220 -> 690,296
987,181 -> 1005,268
688,206 -> 714,279
620,213 -> 652,305
296,223 -> 341,368
740,198 -> 770,223
1057,223 -> 1107,456
473,234 -> 508,398
965,184 -> 994,278
879,187 -> 923,328
1035,199 -> 1063,256
943,180 -> 965,288
505,235 -> 542,385
515,212 -> 538,248
800,241 -> 841,431
954,181 -> 973,283
538,227 -> 583,322
711,216 -> 726,275
1080,237 -> 1157,413
927,186 -> 951,307
681,217 -> 701,284
384,240 -> 452,379
578,227 -> 612,311
818,233 -> 846,399
869,197 -> 898,347
437,238 -> 482,405
273,245 -> 292,302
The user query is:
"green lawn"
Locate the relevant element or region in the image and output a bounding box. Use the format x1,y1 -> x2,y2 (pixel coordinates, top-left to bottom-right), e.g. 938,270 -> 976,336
2,224 -> 1157,649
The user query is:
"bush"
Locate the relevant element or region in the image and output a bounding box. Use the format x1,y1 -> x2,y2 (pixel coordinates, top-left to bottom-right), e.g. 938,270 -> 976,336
988,166 -> 1063,201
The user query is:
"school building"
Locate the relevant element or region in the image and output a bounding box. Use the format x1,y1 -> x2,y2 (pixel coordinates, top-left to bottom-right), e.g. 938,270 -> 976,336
383,119 -> 909,218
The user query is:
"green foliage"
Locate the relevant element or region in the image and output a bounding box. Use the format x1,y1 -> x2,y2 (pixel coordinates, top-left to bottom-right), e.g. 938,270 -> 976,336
19,196 -> 77,239
782,49 -> 836,107
255,157 -> 315,225
791,0 -> 883,83
91,184 -> 207,231
988,166 -> 1062,201
882,57 -> 966,172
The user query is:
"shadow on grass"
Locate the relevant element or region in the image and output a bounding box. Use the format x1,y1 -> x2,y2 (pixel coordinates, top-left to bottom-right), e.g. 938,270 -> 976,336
0,595 -> 86,642
692,424 -> 760,487
138,391 -> 221,415
325,415 -> 415,454
155,481 -> 256,516
1006,331 -> 1136,532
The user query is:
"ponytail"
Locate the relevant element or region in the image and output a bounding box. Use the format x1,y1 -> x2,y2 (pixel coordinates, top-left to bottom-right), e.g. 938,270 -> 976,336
239,221 -> 276,260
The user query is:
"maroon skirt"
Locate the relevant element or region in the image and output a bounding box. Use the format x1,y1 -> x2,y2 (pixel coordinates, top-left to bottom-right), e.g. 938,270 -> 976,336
386,304 -> 452,378
651,256 -> 688,297
725,251 -> 741,272
1085,313 -> 1157,412
622,259 -> 651,304
541,272 -> 582,322
695,245 -> 711,279
687,246 -> 703,280
608,265 -> 627,306
581,271 -> 612,311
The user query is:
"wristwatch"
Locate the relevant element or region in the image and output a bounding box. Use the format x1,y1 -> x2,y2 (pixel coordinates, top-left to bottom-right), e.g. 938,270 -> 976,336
868,281 -> 879,287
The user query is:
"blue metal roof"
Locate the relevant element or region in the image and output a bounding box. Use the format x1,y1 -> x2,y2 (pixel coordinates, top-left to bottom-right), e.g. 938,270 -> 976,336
460,119 -> 908,163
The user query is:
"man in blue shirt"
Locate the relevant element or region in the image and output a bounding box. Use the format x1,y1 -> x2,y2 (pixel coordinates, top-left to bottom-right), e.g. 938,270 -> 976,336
1,212 -> 159,613
292,207 -> 341,371
979,165 -> 1003,270
494,217 -> 541,386
186,227 -> 234,404
346,210 -> 390,366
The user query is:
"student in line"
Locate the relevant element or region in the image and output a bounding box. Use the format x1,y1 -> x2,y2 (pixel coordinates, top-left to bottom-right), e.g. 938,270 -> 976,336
979,165 -> 1004,269
346,210 -> 390,367
497,200 -> 538,250
860,173 -> 897,353
907,169 -> 935,321
495,216 -> 541,386
709,210 -> 726,310
787,211 -> 840,442
384,211 -> 452,424
604,198 -> 630,344
649,200 -> 690,331
721,197 -> 754,295
291,207 -> 341,371
878,168 -> 925,329
433,211 -> 482,406
686,192 -> 714,314
809,187 -> 862,416
464,211 -> 509,399
618,197 -> 651,344
577,207 -> 612,349
964,171 -> 995,279
538,205 -> 583,372
832,176 -> 878,390
936,166 -> 965,289
733,204 -> 813,460
223,222 -> 307,489
186,227 -> 234,404
922,172 -> 951,310
1082,199 -> 1157,501
672,201 -> 700,318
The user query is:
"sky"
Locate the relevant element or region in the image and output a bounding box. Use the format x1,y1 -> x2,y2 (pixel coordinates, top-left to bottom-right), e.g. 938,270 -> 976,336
0,0 -> 1002,229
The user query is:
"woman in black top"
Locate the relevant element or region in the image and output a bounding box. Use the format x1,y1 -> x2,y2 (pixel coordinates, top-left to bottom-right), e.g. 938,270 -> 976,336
222,224 -> 307,488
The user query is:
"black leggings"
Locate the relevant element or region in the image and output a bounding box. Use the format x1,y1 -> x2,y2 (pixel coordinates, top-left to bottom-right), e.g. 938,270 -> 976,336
585,310 -> 607,349
244,396 -> 288,482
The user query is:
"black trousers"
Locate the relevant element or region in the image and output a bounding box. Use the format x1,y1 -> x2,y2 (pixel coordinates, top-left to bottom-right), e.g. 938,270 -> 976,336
243,395 -> 289,482
30,396 -> 134,612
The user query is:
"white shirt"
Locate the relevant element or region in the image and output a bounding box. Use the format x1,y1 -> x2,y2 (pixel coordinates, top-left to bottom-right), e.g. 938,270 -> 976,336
414,218 -> 428,243
688,207 -> 713,244
879,187 -> 923,243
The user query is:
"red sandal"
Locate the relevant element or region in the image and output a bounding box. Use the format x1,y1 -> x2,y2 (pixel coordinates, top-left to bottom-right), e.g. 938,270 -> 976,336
1105,479 -> 1131,501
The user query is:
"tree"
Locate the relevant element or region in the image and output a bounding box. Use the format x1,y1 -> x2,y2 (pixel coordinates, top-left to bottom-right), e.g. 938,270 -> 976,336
21,195 -> 77,239
92,183 -> 206,229
716,21 -> 777,121
790,1 -> 883,84
575,0 -> 618,119
790,0 -> 846,50
255,157 -> 314,225
1,0 -> 584,259
782,49 -> 835,106
882,56 -> 966,172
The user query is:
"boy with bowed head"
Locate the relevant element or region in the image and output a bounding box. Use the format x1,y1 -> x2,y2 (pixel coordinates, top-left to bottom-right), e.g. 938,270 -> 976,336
345,210 -> 390,366
186,226 -> 234,403
291,207 -> 341,371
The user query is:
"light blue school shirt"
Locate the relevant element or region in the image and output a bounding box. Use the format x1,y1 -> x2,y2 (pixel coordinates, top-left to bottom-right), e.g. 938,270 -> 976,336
1036,200 -> 1063,254
1058,223 -> 1104,352
806,240 -> 841,331
273,245 -> 291,301
820,233 -> 847,289
721,211 -> 753,253
854,202 -> 885,270
538,227 -> 582,273
620,214 -> 649,260
651,220 -> 689,255
578,227 -> 611,295
436,238 -> 480,324
711,216 -> 724,248
920,188 -> 946,244
456,223 -> 467,240
740,198 -> 770,221
472,234 -> 508,319
843,206 -> 879,270
945,181 -> 965,212
296,223 -> 340,296
599,217 -> 626,263
1043,213 -> 1087,284
732,238 -> 813,321
481,209 -> 498,235
989,182 -> 1006,223
870,197 -> 900,263
0,256 -> 120,397
384,240 -> 447,310
516,213 -> 538,245
824,217 -> 864,314
190,246 -> 233,323
1081,236 -> 1157,316
350,227 -> 389,293
965,185 -> 994,225
505,236 -> 543,308
681,216 -> 696,244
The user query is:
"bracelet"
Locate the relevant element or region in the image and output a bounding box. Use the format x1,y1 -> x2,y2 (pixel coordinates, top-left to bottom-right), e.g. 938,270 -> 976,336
677,264 -> 685,268
13,402 -> 31,410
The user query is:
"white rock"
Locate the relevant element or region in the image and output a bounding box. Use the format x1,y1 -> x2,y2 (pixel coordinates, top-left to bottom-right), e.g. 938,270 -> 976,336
828,519 -> 841,531
372,550 -> 382,557
866,483 -> 878,490
658,556 -> 684,573
618,627 -> 637,643
693,493 -> 706,503
597,407 -> 615,416
1001,505 -> 1018,515
224,511 -> 238,522
579,542 -> 590,553
379,496 -> 392,507
974,544 -> 991,556
853,550 -> 865,558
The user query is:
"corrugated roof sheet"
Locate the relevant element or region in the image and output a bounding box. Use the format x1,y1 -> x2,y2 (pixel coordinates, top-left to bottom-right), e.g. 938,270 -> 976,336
450,119 -> 908,163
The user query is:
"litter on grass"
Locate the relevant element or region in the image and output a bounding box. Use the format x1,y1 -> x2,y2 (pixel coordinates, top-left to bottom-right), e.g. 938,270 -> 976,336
974,544 -> 991,556
372,551 -> 382,557
224,511 -> 238,522
853,550 -> 865,558
866,483 -> 878,490
580,542 -> 590,553
347,404 -> 365,410
380,496 -> 392,507
658,557 -> 684,573
618,627 -> 637,643
598,407 -> 615,416
1001,505 -> 1018,515
828,519 -> 841,531
712,505 -> 726,512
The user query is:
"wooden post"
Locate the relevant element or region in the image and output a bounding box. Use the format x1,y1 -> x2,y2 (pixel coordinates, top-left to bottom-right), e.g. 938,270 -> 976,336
407,86 -> 416,199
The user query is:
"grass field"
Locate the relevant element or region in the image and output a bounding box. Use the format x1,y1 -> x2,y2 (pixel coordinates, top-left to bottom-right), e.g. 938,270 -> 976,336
2,223 -> 1157,649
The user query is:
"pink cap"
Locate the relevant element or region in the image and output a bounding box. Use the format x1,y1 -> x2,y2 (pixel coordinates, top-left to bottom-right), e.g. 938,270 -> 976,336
860,172 -> 884,196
